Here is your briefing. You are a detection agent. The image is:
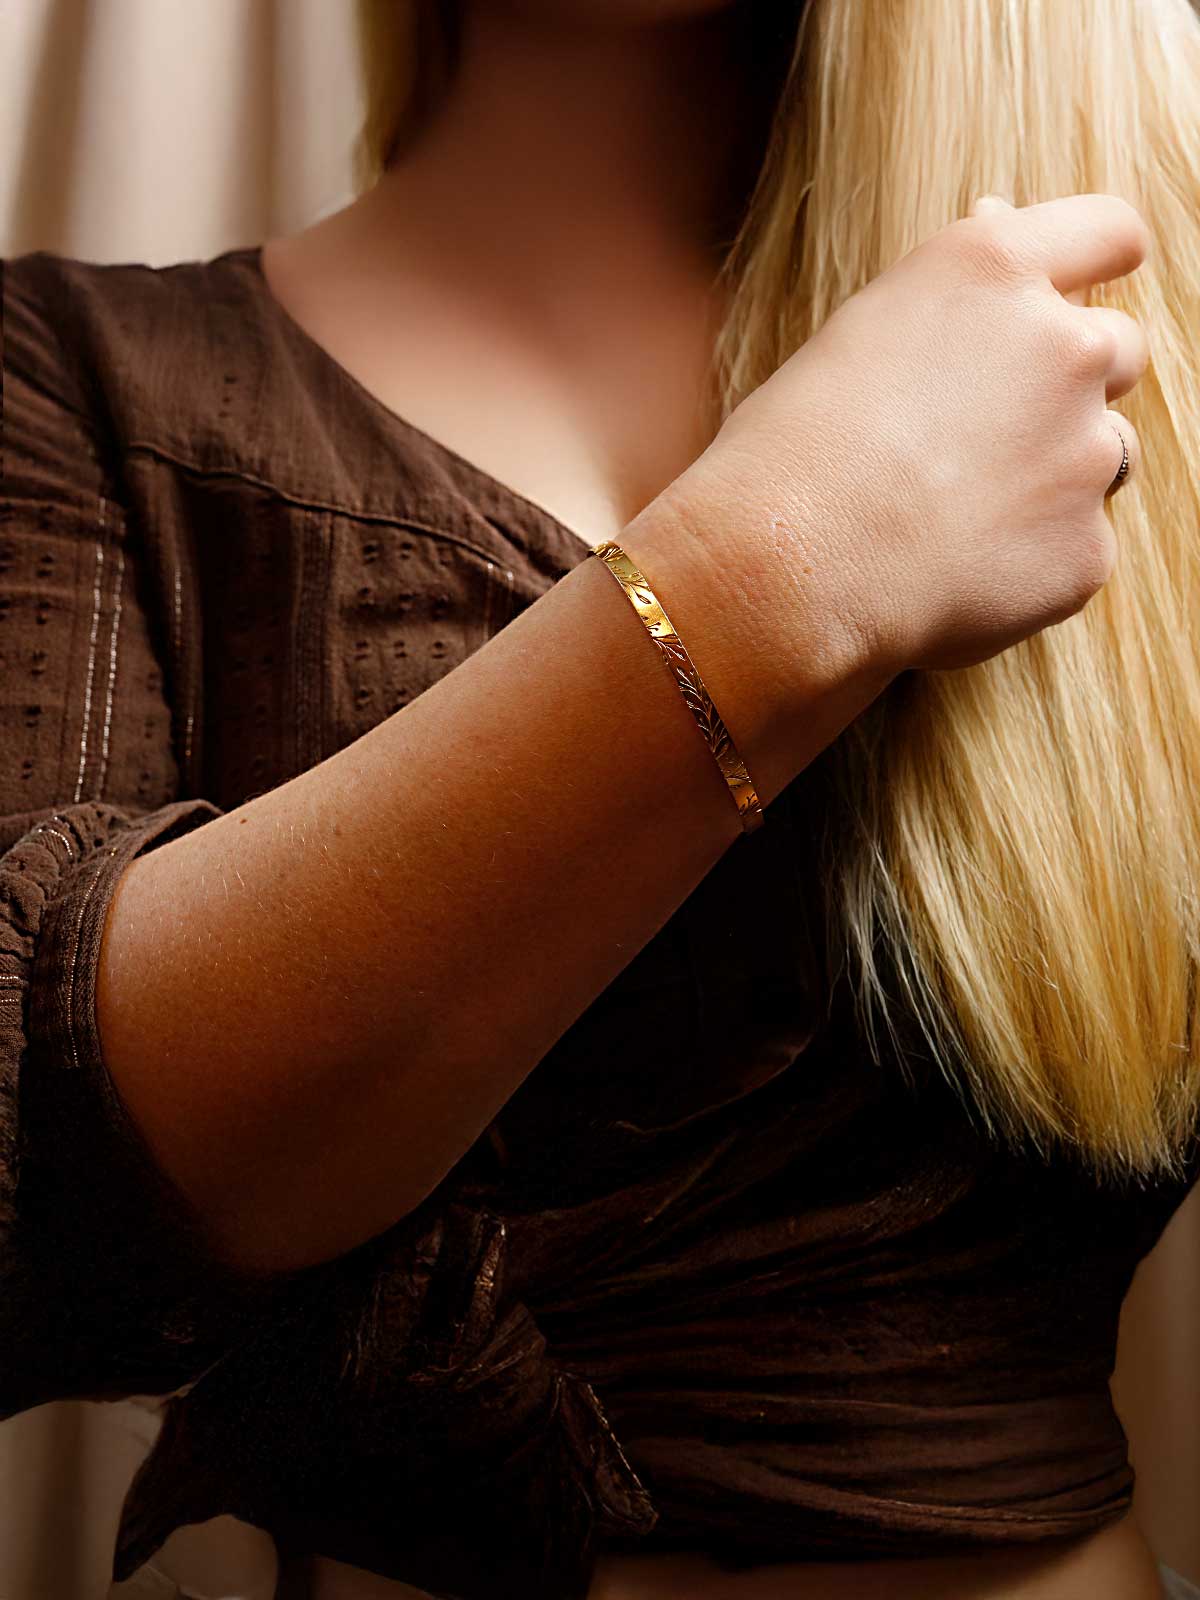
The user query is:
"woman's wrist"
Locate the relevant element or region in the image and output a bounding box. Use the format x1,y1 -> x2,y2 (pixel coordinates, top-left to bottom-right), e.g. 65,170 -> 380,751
621,467 -> 897,809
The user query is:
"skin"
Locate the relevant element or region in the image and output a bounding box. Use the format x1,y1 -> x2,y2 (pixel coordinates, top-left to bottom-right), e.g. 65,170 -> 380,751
259,1 -> 794,549
104,0 -> 1161,1594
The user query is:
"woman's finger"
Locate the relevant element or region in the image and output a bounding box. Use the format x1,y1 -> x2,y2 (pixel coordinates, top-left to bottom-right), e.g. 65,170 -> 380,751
1072,305 -> 1151,403
1017,192 -> 1153,296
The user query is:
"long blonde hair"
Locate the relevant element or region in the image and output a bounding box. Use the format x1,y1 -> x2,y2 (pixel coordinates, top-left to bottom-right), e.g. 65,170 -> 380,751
353,0 -> 1200,1180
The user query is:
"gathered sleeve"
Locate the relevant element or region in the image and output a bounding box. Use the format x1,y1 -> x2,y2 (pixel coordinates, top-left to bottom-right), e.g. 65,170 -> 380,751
1,253 -> 656,1599
0,253 -> 298,1418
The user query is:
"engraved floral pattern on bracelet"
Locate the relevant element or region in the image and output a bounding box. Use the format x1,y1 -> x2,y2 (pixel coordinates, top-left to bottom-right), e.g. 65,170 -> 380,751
590,540 -> 763,830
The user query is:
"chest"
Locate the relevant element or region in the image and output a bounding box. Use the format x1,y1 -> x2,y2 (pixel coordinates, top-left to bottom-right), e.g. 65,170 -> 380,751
318,329 -> 716,549
257,234 -> 721,547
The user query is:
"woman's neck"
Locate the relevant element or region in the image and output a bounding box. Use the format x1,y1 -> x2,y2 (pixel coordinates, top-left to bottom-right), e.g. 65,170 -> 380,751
353,3 -> 783,302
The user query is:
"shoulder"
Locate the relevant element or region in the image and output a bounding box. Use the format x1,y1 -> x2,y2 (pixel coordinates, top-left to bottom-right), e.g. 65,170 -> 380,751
3,247 -> 263,454
2,245 -> 548,544
2,246 -> 383,513
3,245 -> 259,334
3,246 -> 407,516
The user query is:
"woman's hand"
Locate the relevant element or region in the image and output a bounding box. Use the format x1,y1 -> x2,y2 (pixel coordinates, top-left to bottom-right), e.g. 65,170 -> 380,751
666,192 -> 1151,688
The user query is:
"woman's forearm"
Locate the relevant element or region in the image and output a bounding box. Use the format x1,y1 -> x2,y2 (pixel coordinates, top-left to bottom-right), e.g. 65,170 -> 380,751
95,493 -> 884,1274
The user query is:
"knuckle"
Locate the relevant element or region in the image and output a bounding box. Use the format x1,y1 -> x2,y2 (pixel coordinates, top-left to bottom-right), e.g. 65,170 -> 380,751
1044,520 -> 1118,625
1061,317 -> 1116,374
1100,416 -> 1136,472
1071,520 -> 1119,599
948,216 -> 1024,282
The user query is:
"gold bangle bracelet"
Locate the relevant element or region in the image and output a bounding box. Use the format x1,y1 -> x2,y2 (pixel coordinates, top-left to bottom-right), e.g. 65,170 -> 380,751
589,537 -> 765,834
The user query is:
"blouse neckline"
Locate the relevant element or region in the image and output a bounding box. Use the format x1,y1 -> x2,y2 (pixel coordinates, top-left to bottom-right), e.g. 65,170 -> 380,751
230,242 -> 600,575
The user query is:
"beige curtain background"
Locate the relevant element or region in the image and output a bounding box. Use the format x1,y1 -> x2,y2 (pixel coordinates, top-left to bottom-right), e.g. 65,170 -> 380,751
1,2 -> 1197,1597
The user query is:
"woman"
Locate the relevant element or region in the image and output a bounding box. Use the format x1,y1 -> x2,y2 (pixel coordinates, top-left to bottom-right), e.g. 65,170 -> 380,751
1,0 -> 1198,1597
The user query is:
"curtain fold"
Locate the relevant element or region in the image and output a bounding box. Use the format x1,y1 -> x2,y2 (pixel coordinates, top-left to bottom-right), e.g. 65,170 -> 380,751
1,0 -> 361,267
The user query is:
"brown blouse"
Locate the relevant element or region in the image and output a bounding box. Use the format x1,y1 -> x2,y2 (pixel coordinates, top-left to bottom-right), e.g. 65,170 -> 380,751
1,244 -> 1197,1600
